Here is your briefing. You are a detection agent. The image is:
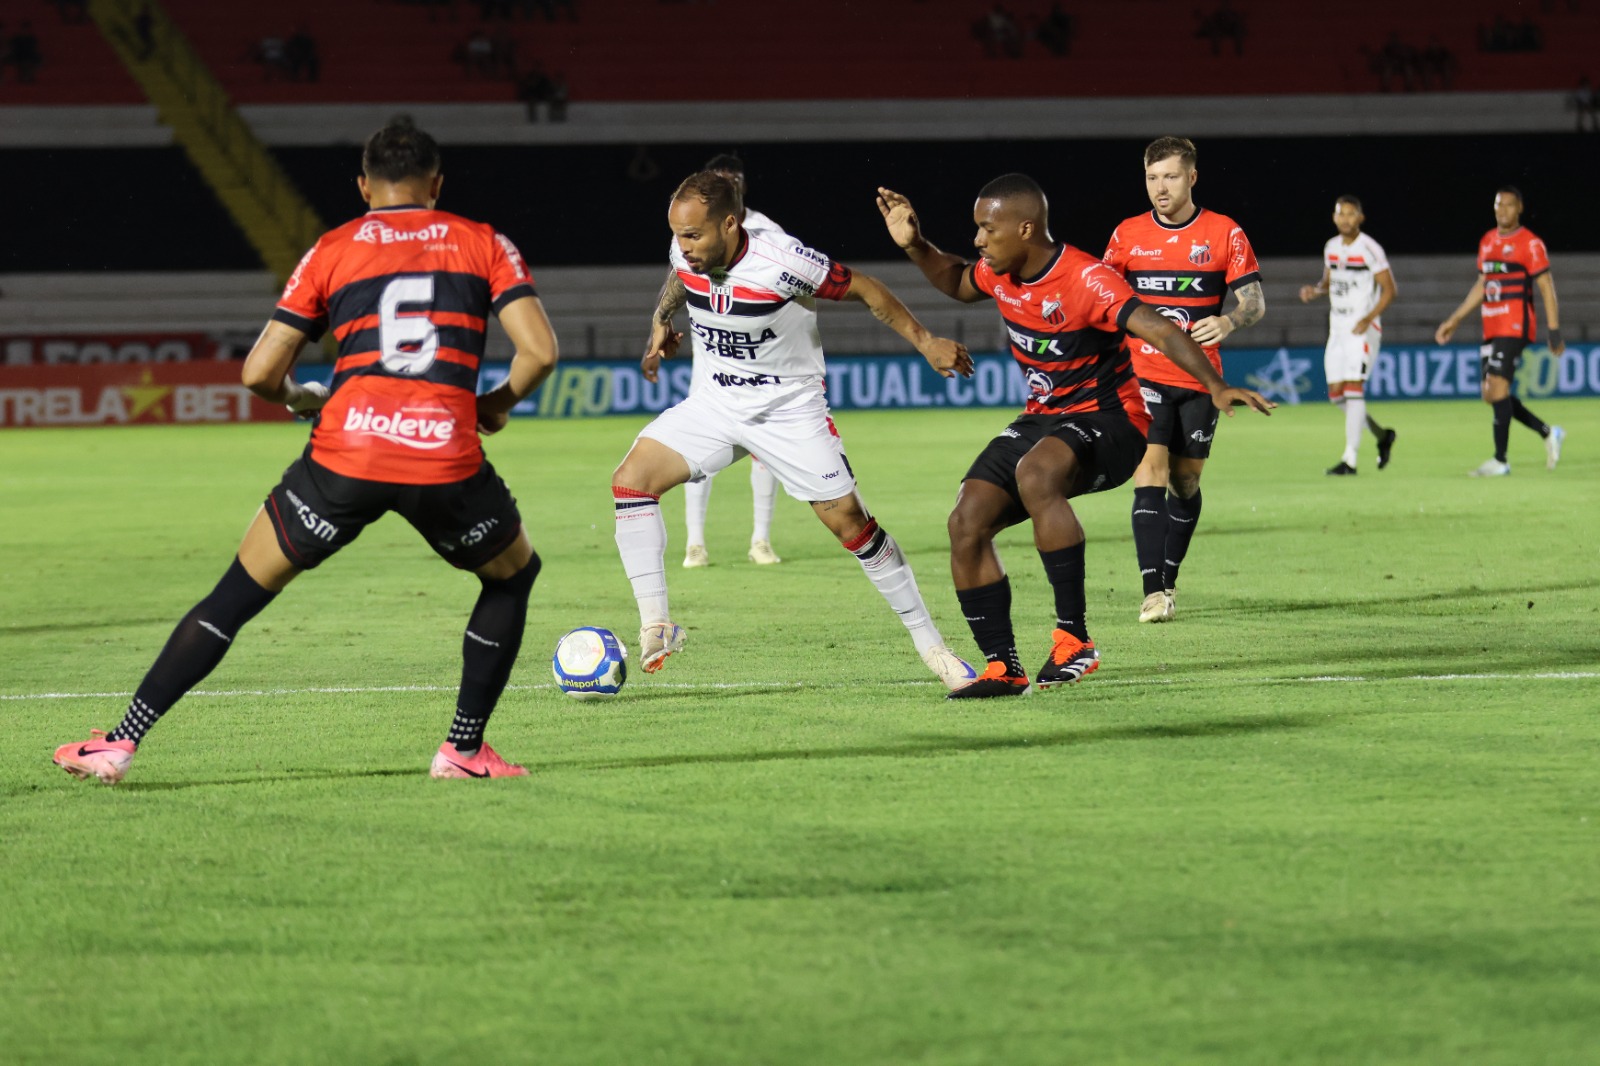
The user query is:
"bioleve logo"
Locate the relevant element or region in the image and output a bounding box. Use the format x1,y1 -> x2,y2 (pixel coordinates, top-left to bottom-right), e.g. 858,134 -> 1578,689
343,405 -> 455,448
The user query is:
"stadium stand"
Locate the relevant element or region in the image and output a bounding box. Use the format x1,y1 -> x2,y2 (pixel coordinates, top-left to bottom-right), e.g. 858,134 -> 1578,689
0,4 -> 143,104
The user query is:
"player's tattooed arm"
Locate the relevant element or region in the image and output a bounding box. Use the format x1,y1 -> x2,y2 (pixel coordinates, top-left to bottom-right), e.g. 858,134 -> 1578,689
642,268 -> 686,383
845,270 -> 974,378
1435,275 -> 1485,344
1190,281 -> 1263,346
1127,304 -> 1274,416
875,187 -> 987,303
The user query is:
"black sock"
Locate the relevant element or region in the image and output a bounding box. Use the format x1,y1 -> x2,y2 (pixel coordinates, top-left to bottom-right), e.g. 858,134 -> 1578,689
955,578 -> 1023,675
1037,542 -> 1089,642
453,552 -> 541,748
1510,397 -> 1549,438
1365,413 -> 1388,437
1164,489 -> 1203,591
1492,397 -> 1513,462
1130,486 -> 1168,596
107,558 -> 277,745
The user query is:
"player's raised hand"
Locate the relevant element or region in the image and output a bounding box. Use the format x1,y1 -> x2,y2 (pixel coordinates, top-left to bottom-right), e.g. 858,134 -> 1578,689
1189,315 -> 1234,347
641,320 -> 682,383
920,337 -> 974,378
1212,385 -> 1275,416
876,187 -> 924,250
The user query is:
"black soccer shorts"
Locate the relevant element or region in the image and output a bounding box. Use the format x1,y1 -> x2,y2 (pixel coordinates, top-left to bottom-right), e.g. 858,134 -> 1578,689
1481,337 -> 1527,382
1139,379 -> 1220,459
264,449 -> 523,571
964,408 -> 1147,501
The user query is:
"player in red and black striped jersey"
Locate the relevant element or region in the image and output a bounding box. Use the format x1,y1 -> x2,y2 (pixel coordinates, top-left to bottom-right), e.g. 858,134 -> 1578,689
1102,137 -> 1267,626
1435,186 -> 1567,476
879,174 -> 1272,698
52,121 -> 559,786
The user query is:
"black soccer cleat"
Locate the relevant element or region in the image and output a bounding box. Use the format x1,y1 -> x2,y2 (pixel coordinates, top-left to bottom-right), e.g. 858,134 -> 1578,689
1034,630 -> 1100,689
1377,428 -> 1397,470
1325,461 -> 1357,476
947,660 -> 1031,699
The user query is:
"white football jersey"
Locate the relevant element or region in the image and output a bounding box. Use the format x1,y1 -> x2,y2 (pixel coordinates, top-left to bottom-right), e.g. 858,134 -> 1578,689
742,206 -> 785,241
669,226 -> 852,415
1324,231 -> 1391,323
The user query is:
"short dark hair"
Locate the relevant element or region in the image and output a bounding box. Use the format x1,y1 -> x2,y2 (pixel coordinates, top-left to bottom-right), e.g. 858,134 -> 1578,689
1336,195 -> 1363,211
703,153 -> 744,175
977,172 -> 1046,203
1144,136 -> 1197,170
362,118 -> 441,183
671,170 -> 739,221
1496,184 -> 1524,204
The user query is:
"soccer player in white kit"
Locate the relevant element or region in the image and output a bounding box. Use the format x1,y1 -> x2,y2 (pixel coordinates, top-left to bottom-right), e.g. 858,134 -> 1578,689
681,154 -> 787,569
1299,196 -> 1398,475
611,171 -> 979,689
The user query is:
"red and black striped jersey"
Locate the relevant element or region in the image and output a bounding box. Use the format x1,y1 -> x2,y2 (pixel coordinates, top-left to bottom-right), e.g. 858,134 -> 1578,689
1102,207 -> 1260,390
274,205 -> 537,484
1477,226 -> 1549,342
969,244 -> 1150,432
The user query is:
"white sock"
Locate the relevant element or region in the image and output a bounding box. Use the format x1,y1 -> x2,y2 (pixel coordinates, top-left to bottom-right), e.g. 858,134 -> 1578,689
845,520 -> 941,654
683,474 -> 712,548
750,460 -> 777,543
1343,394 -> 1366,467
614,488 -> 669,625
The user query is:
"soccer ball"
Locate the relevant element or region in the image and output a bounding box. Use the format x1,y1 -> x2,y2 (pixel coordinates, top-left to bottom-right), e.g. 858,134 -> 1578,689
552,627 -> 628,700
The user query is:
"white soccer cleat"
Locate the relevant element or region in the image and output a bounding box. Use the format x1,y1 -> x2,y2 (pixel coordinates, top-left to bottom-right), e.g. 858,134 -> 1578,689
1469,458 -> 1511,478
682,544 -> 710,569
1165,587 -> 1177,620
1138,590 -> 1175,623
747,539 -> 781,565
639,621 -> 686,674
1546,425 -> 1565,470
921,644 -> 979,690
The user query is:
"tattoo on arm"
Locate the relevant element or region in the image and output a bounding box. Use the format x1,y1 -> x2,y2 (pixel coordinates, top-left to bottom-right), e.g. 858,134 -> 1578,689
654,269 -> 687,324
1226,281 -> 1265,331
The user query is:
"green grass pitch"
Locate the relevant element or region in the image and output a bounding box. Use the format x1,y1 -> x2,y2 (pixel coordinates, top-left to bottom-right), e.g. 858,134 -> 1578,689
2,398 -> 1598,1065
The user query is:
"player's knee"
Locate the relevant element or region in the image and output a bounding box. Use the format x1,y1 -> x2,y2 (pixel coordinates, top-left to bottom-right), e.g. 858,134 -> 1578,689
947,504 -> 989,552
1170,472 -> 1202,498
1014,456 -> 1068,510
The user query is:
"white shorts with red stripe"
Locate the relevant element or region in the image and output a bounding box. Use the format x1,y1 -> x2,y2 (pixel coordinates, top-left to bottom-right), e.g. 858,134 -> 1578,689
637,384 -> 857,503
1325,322 -> 1378,396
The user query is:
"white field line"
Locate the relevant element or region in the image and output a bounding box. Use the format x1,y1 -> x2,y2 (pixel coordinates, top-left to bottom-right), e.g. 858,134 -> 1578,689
3,671 -> 1598,702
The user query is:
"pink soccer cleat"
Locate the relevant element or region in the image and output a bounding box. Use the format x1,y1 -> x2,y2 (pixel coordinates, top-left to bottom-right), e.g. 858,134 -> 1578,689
53,730 -> 137,785
430,741 -> 529,779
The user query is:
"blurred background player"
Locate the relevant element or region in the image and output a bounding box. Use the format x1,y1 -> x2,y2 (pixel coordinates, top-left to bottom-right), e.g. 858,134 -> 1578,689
1103,136 -> 1266,624
52,121 -> 559,784
681,153 -> 786,568
1298,195 -> 1399,476
613,171 -> 977,689
877,177 -> 1272,698
1435,186 -> 1566,476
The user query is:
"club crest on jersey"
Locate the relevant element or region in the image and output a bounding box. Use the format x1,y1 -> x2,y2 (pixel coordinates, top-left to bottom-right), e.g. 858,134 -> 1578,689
709,280 -> 734,315
1026,369 -> 1054,399
1188,241 -> 1212,266
1041,294 -> 1065,326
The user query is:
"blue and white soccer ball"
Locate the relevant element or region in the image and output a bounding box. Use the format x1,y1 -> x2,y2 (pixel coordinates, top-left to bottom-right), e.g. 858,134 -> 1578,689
552,626 -> 628,700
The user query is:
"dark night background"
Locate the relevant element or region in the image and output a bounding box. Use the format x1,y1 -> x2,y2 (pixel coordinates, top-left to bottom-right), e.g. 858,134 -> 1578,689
10,133 -> 1596,272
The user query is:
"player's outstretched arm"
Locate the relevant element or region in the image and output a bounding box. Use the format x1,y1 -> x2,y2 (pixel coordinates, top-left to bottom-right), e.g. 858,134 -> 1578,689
1535,272 -> 1565,355
1191,280 -> 1265,347
1298,266 -> 1330,304
241,319 -> 326,415
845,270 -> 974,378
876,187 -> 987,304
1435,276 -> 1485,344
641,267 -> 686,383
477,295 -> 559,434
1127,304 -> 1274,416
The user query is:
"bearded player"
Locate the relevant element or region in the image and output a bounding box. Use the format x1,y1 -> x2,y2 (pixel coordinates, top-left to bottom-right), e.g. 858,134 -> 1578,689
612,170 -> 978,689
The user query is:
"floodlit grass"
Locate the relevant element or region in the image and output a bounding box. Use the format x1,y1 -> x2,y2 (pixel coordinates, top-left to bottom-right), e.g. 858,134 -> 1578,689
2,398 -> 1598,1065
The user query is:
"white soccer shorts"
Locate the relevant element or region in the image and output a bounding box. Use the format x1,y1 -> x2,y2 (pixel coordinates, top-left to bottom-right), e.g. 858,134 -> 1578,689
1325,323 -> 1378,396
637,386 -> 857,503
